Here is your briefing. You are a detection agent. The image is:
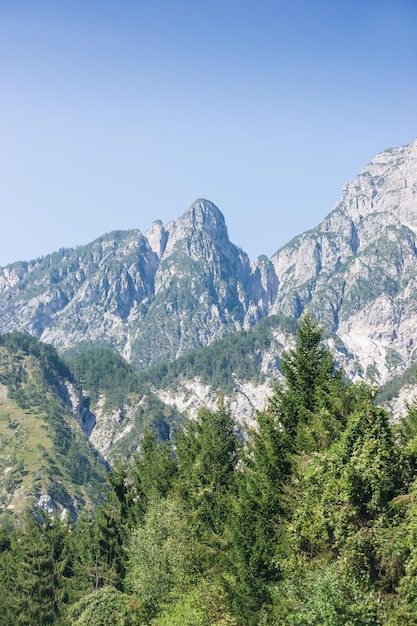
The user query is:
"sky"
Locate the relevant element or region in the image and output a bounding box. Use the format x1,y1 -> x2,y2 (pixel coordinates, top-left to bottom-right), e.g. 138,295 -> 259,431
1,0 -> 417,267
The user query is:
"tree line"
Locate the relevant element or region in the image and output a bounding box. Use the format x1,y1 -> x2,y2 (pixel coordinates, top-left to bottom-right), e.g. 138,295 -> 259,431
2,315 -> 417,624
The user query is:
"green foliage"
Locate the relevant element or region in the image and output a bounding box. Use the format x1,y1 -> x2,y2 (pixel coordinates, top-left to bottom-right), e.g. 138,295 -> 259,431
3,315 -> 417,625
339,402 -> 400,518
0,337 -> 107,521
228,406 -> 292,616
384,401 -> 417,625
225,315 -> 351,621
137,313 -> 296,393
273,561 -> 381,626
176,402 -> 239,540
68,348 -> 138,410
274,312 -> 346,444
63,587 -> 142,625
377,362 -> 417,405
154,580 -> 238,626
0,331 -> 71,381
126,496 -> 195,619
0,513 -> 72,625
387,487 -> 417,625
68,467 -> 135,595
130,393 -> 181,445
67,347 -> 184,463
280,396 -> 405,626
130,430 -> 177,521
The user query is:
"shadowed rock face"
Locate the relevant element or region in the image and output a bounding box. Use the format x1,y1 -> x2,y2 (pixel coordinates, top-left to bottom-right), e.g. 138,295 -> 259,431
1,138 -> 417,384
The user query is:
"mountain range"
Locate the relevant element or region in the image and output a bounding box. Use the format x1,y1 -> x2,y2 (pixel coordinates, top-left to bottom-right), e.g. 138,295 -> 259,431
1,137 -> 417,518
2,139 -> 417,385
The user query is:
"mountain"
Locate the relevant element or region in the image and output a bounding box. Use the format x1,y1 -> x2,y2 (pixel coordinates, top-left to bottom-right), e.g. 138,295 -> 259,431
0,199 -> 273,369
0,333 -> 108,521
66,347 -> 184,463
1,139 -> 417,417
269,138 -> 417,384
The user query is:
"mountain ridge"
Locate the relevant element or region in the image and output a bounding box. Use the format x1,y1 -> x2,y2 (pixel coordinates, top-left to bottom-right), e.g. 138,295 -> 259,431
2,138 -> 417,522
0,332 -> 108,521
1,138 -> 417,388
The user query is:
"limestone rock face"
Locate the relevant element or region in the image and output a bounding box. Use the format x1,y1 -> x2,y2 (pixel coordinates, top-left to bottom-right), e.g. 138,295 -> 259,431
0,199 -> 272,368
269,138 -> 417,383
1,139 -> 417,390
145,220 -> 167,258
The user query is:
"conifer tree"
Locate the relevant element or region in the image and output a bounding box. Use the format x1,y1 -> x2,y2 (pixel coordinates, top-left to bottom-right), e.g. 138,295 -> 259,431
228,403 -> 292,621
68,465 -> 133,596
271,312 -> 347,451
286,395 -> 401,592
0,513 -> 72,625
175,402 -> 239,552
228,314 -> 347,621
68,431 -> 178,599
130,429 -> 177,520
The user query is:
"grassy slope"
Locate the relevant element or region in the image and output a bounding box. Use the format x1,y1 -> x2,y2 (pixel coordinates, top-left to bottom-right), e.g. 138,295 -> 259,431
0,340 -> 108,523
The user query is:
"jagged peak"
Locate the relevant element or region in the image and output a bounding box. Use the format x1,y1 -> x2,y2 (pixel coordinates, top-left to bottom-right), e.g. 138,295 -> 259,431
181,198 -> 228,237
145,220 -> 167,258
344,137 -> 417,186
161,199 -> 230,259
335,136 -> 417,231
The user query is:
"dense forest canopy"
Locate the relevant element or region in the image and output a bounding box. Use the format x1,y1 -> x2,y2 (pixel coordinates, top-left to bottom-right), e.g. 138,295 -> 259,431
1,316 -> 417,624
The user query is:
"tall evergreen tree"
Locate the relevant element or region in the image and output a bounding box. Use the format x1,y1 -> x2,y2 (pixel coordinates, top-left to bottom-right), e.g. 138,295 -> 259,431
228,407 -> 292,621
175,402 -> 239,554
228,314 -> 348,622
271,312 -> 346,451
130,429 -> 177,521
0,513 -> 72,625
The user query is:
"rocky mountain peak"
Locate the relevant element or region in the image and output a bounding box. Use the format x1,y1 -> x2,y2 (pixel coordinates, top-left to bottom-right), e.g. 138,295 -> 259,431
1,138 -> 417,385
145,220 -> 167,258
162,199 -> 229,259
180,198 -> 227,233
340,138 -> 417,233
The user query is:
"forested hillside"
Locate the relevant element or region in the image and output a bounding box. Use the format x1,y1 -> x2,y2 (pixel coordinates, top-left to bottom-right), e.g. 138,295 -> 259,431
2,316 -> 417,624
66,348 -> 184,462
0,333 -> 108,522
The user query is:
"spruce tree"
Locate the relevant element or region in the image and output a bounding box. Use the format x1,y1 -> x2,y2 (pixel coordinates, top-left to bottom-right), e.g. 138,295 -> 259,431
175,402 -> 239,553
0,513 -> 72,625
228,405 -> 292,621
270,312 -> 348,452
228,314 -> 347,621
130,429 -> 177,520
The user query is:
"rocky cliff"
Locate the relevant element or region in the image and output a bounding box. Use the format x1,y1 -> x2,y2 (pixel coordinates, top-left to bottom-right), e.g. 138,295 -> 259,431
1,139 -> 417,389
0,200 -> 273,368
270,138 -> 417,383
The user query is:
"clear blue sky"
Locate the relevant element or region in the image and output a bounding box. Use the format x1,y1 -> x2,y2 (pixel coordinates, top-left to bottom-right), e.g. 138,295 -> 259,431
1,0 -> 416,266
